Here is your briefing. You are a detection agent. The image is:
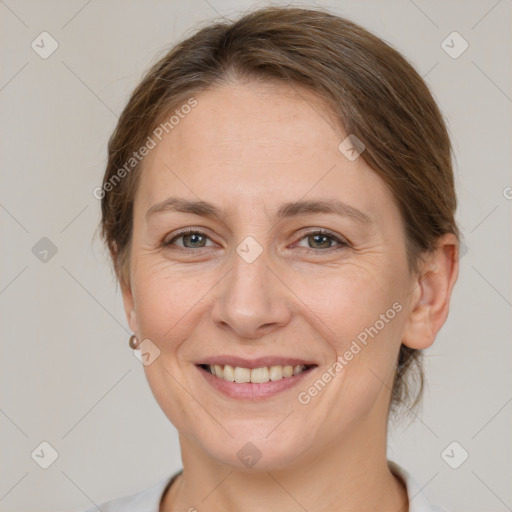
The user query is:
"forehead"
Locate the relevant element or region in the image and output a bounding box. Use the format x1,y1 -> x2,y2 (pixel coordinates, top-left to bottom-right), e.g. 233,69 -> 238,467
135,81 -> 392,223
171,80 -> 343,159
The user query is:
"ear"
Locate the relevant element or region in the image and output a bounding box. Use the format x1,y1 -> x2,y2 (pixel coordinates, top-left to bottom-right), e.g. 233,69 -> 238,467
120,278 -> 138,334
401,233 -> 460,350
111,242 -> 138,334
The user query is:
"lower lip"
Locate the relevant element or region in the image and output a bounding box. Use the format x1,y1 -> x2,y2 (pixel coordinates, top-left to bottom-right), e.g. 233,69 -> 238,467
196,365 -> 317,400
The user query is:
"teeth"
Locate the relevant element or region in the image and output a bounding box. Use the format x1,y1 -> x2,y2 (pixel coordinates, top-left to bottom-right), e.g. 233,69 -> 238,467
250,366 -> 269,383
234,366 -> 251,383
206,364 -> 309,383
222,364 -> 235,382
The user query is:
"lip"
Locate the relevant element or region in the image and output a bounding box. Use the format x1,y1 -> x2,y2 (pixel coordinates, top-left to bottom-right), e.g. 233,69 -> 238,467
196,364 -> 317,400
195,355 -> 317,369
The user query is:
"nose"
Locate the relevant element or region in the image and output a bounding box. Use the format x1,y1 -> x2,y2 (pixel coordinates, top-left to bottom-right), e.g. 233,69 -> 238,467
211,243 -> 292,340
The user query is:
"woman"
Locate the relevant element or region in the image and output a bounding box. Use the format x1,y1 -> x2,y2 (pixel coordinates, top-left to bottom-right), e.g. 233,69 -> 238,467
86,5 -> 459,511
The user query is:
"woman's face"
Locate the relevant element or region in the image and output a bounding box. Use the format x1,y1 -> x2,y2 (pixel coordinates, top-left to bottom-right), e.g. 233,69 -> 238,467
123,81 -> 422,470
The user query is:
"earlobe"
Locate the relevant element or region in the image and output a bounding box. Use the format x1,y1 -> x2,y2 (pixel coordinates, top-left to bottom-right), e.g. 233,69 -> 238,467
401,234 -> 459,350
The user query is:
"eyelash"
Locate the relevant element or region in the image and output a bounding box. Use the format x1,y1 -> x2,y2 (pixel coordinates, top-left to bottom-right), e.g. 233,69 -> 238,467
163,228 -> 349,252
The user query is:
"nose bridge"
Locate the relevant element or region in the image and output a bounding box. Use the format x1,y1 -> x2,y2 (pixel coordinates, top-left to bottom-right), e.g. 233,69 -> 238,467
213,235 -> 290,337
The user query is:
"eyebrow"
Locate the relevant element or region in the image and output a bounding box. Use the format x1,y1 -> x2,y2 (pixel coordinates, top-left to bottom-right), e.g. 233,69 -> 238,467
146,196 -> 372,224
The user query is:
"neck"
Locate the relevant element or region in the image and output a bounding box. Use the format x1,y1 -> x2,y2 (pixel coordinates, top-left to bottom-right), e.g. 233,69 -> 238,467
161,403 -> 408,512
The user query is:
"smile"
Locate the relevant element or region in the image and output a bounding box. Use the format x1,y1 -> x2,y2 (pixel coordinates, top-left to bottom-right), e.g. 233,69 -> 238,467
200,363 -> 314,383
196,363 -> 317,400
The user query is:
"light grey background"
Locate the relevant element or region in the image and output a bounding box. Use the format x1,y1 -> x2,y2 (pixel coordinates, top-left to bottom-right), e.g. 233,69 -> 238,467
0,1 -> 510,511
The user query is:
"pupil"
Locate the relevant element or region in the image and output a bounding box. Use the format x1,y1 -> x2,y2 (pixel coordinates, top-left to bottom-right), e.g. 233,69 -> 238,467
312,234 -> 329,248
187,233 -> 204,247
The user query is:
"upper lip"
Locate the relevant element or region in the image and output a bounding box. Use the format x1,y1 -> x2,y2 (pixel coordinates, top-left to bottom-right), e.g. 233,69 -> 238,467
196,355 -> 318,369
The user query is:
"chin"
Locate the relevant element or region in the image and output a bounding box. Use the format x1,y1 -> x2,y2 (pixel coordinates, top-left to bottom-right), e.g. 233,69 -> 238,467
192,424 -> 313,471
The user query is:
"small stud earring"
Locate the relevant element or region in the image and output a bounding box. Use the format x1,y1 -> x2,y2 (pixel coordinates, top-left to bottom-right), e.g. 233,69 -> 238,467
129,334 -> 140,350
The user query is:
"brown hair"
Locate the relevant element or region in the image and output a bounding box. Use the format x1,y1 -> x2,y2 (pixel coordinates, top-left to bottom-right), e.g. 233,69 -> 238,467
98,6 -> 459,417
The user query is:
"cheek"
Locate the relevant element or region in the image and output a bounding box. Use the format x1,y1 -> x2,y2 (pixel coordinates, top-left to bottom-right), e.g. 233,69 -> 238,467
293,263 -> 399,342
294,265 -> 405,392
132,262 -> 210,342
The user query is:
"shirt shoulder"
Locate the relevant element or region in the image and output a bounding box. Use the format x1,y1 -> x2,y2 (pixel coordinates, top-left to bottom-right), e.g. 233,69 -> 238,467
79,470 -> 182,512
389,460 -> 449,512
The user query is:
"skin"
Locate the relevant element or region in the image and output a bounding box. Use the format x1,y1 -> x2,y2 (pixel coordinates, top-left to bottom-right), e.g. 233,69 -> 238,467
119,80 -> 459,512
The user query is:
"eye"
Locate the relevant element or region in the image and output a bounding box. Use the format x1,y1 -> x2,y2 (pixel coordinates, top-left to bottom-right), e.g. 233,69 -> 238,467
295,229 -> 348,251
163,228 -> 349,252
163,229 -> 215,249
